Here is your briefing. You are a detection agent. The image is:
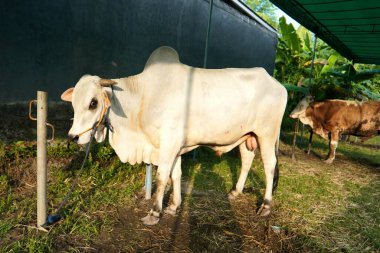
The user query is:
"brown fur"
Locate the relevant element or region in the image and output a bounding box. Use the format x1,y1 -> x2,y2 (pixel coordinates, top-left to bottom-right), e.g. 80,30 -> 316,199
304,100 -> 380,162
306,100 -> 380,138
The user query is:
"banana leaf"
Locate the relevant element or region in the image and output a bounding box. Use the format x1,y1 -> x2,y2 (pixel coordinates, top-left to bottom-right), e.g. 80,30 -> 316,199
282,83 -> 309,94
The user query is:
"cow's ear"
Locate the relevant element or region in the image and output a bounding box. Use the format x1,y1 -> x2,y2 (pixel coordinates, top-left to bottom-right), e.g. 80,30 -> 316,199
61,87 -> 74,102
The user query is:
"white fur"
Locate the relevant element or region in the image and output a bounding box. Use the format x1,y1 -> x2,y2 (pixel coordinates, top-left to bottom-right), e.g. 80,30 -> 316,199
64,46 -> 288,222
289,95 -> 314,119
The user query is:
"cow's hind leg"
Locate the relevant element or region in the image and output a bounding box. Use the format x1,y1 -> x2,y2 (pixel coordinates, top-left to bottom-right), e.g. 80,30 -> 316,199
165,156 -> 182,215
325,130 -> 339,163
228,142 -> 255,200
257,136 -> 278,217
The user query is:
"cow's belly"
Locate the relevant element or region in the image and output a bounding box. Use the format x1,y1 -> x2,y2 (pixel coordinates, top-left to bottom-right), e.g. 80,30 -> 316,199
186,118 -> 253,146
184,106 -> 254,146
343,129 -> 378,137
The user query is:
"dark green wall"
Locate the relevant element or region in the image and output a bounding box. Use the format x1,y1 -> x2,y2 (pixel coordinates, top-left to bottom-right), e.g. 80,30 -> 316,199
0,0 -> 277,102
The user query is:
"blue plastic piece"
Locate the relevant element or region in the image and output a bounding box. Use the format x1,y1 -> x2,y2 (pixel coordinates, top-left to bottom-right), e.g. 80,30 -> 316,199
46,214 -> 62,225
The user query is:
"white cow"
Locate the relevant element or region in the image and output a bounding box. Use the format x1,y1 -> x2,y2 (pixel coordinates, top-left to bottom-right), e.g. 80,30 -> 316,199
61,46 -> 287,225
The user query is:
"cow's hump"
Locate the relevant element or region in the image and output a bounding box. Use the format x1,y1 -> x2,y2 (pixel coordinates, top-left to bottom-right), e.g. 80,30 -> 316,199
144,46 -> 180,69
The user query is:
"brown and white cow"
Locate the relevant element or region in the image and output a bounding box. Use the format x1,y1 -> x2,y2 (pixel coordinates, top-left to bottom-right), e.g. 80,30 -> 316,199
290,96 -> 380,163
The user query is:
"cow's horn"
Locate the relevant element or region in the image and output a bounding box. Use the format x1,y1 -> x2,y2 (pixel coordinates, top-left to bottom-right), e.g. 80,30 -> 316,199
99,79 -> 117,87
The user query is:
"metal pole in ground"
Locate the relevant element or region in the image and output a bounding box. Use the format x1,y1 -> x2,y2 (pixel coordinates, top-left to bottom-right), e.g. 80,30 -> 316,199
145,164 -> 152,200
37,91 -> 47,227
291,35 -> 317,159
193,0 -> 214,161
291,119 -> 299,160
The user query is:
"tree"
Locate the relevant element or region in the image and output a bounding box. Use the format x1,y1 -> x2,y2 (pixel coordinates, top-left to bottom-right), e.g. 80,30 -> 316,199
243,0 -> 278,27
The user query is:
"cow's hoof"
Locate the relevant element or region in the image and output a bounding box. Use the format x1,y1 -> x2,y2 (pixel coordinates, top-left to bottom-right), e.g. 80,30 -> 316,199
164,205 -> 177,216
140,212 -> 160,225
141,214 -> 160,225
228,190 -> 240,200
257,205 -> 271,217
324,159 -> 333,164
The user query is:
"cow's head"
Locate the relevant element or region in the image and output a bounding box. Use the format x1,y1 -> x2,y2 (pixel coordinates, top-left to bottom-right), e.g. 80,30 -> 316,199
289,95 -> 314,119
61,75 -> 116,144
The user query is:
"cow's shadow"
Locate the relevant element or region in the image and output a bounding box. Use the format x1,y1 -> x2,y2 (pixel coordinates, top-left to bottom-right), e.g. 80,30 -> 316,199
160,147 -> 266,252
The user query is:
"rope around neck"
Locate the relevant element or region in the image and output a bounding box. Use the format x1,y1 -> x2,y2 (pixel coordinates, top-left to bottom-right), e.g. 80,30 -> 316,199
43,105 -> 112,227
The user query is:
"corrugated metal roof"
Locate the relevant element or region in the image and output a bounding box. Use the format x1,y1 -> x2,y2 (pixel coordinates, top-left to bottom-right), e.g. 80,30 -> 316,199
270,0 -> 380,64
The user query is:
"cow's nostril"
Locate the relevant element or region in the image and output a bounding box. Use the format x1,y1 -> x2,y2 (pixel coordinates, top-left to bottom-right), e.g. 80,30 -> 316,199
68,134 -> 79,143
72,135 -> 79,143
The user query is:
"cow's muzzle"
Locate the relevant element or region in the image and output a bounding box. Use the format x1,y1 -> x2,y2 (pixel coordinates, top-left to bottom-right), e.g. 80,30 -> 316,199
69,133 -> 79,143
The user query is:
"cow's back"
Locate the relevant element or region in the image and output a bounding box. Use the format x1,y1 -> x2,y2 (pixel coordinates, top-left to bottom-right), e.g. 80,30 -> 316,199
139,59 -> 287,146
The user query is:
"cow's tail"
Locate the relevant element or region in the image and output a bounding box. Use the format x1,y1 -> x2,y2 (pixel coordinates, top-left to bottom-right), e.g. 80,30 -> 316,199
272,134 -> 280,193
272,158 -> 279,193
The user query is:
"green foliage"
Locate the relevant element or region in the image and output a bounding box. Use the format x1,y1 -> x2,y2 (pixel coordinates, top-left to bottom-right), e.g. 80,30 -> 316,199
242,0 -> 380,101
243,0 -> 278,27
278,17 -> 301,54
0,175 -> 9,194
6,141 -> 36,160
0,191 -> 12,213
275,16 -> 380,102
94,144 -> 115,161
0,137 -> 146,252
0,141 -> 5,158
282,83 -> 309,94
47,141 -> 79,157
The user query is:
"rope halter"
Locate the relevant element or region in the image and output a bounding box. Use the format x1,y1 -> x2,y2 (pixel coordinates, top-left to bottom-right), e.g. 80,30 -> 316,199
75,92 -> 112,139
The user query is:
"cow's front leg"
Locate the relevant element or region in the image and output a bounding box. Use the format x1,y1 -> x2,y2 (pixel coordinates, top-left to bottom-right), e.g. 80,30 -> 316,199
141,140 -> 179,225
307,130 -> 313,155
325,131 -> 339,163
165,156 -> 181,215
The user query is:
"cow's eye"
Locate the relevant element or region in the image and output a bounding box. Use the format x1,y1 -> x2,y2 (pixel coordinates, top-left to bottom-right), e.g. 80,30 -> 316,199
89,98 -> 98,110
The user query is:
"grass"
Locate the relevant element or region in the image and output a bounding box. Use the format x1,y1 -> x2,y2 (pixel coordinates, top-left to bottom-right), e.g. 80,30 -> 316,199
0,139 -> 145,252
0,130 -> 379,252
281,118 -> 380,166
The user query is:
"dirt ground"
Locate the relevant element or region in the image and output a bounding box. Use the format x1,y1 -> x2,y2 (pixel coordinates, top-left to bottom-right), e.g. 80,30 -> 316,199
91,178 -> 290,253
1,104 -> 379,252
88,146 -> 378,253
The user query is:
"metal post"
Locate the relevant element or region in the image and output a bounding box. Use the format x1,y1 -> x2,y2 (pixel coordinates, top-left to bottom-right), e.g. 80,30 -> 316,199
309,34 -> 317,86
291,119 -> 299,160
300,123 -> 305,145
291,35 -> 317,160
203,0 -> 214,68
193,0 -> 214,161
37,91 -> 47,227
145,164 -> 152,200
